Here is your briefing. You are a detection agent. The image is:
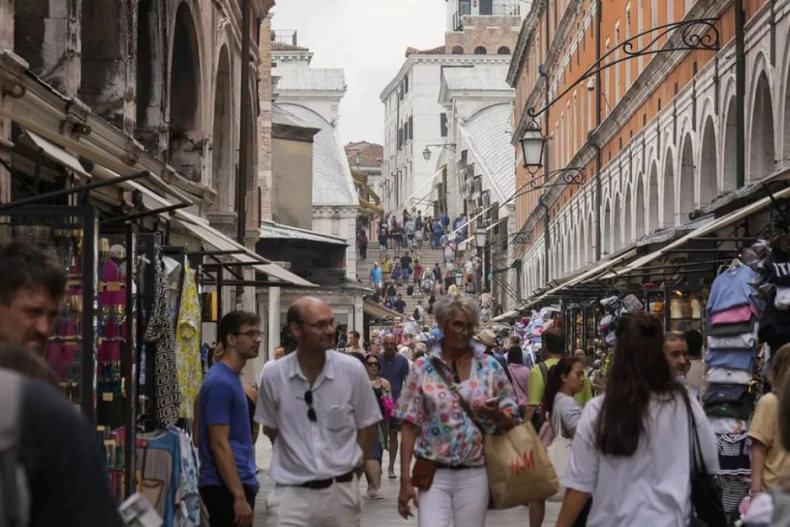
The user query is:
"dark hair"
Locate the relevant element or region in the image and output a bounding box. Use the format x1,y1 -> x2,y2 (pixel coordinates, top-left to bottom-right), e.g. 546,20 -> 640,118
0,343 -> 59,388
349,330 -> 360,339
543,327 -> 565,355
0,240 -> 67,304
595,313 -> 685,456
542,356 -> 582,416
366,353 -> 382,367
780,369 -> 790,453
685,330 -> 703,358
286,302 -> 302,325
217,311 -> 260,348
506,346 -> 524,365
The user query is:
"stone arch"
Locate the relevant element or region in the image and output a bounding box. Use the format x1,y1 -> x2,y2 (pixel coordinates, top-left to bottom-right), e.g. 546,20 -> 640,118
679,134 -> 695,222
749,70 -> 776,182
168,1 -> 203,182
699,115 -> 717,205
210,45 -> 233,212
452,45 -> 464,54
623,184 -> 633,244
498,46 -> 511,55
80,0 -> 127,127
474,46 -> 487,55
136,0 -> 166,151
662,148 -> 676,228
635,173 -> 646,239
722,95 -> 738,191
587,210 -> 595,264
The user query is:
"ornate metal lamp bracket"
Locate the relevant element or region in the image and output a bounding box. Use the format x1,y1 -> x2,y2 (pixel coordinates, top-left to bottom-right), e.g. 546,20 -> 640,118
527,18 -> 720,119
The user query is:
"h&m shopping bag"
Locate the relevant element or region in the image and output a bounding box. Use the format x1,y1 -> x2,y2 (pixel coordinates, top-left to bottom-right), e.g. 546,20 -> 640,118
484,421 -> 560,509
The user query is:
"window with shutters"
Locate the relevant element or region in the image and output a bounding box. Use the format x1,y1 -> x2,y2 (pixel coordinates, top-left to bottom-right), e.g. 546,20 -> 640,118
408,115 -> 413,140
440,113 -> 448,137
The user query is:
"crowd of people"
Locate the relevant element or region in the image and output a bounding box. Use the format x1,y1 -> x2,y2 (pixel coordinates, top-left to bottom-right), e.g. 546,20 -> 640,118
364,209 -> 498,324
3,233 -> 790,527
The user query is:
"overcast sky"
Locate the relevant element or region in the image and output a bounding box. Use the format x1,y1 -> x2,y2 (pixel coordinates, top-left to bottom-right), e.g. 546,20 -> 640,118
271,0 -> 447,146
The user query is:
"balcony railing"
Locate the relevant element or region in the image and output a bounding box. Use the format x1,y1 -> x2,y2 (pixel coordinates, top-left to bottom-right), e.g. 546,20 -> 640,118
271,29 -> 298,46
453,1 -> 521,31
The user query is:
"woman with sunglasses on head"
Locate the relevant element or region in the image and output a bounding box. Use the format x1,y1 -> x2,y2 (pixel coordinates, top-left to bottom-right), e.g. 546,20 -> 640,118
556,313 -> 718,527
396,294 -> 519,527
363,353 -> 393,500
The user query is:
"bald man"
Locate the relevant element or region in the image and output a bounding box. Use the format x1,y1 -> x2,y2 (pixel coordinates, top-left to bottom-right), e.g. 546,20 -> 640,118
256,297 -> 381,526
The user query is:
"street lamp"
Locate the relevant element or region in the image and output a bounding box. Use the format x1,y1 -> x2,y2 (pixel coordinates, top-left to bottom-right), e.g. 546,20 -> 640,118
454,270 -> 464,287
519,121 -> 546,173
354,153 -> 362,167
422,144 -> 457,161
474,228 -> 488,251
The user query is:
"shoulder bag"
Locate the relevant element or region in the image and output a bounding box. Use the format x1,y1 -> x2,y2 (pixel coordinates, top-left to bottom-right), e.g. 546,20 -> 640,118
546,396 -> 573,503
428,357 -> 559,509
682,392 -> 727,527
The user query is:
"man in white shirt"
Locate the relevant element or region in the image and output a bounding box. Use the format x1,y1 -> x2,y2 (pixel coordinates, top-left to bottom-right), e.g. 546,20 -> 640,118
257,296 -> 381,526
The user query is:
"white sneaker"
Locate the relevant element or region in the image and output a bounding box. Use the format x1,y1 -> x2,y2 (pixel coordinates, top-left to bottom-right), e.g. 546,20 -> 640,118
365,489 -> 384,500
388,468 -> 397,479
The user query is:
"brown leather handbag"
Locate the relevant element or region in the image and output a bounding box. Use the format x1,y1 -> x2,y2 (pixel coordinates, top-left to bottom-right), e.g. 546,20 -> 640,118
410,458 -> 438,489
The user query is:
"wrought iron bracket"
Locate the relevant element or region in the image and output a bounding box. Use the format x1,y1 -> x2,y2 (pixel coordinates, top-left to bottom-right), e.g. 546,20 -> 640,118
527,18 -> 720,119
521,167 -> 585,193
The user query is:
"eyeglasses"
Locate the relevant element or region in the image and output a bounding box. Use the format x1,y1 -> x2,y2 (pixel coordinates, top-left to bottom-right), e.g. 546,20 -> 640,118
304,390 -> 317,422
234,329 -> 262,338
450,321 -> 476,334
366,362 -> 379,367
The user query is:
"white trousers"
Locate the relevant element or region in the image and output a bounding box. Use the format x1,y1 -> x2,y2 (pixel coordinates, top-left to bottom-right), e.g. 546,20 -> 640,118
417,467 -> 489,527
264,478 -> 362,527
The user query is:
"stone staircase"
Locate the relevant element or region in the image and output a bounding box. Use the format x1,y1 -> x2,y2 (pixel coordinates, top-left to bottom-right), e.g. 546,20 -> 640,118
357,243 -> 447,321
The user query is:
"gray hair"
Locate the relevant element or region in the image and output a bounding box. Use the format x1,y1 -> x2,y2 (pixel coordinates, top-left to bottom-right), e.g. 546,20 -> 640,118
433,293 -> 481,328
414,342 -> 427,353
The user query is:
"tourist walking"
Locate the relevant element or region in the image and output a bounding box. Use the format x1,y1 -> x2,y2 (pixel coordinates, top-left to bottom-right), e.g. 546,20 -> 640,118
380,333 -> 410,479
556,313 -> 719,527
197,311 -> 262,527
357,229 -> 368,261
506,345 -> 531,406
257,297 -> 381,527
749,343 -> 790,497
363,353 -> 392,500
396,294 -> 518,527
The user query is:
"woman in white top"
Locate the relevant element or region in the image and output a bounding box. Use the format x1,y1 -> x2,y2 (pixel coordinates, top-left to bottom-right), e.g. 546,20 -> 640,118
556,312 -> 719,527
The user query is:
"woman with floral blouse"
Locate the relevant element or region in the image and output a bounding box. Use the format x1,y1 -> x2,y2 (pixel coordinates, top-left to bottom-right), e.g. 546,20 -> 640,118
396,294 -> 519,527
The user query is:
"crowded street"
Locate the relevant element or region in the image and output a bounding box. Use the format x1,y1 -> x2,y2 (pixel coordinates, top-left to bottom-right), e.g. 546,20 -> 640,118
2,0 -> 790,526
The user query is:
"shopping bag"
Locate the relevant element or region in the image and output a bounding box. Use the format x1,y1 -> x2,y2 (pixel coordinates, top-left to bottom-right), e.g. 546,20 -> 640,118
484,421 -> 560,509
546,434 -> 572,502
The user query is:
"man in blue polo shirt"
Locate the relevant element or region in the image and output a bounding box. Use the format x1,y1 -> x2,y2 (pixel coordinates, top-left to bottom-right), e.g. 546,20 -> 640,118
198,311 -> 262,527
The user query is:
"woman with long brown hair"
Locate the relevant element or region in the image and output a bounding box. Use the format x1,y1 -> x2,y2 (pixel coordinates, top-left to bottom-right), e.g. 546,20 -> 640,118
556,313 -> 718,527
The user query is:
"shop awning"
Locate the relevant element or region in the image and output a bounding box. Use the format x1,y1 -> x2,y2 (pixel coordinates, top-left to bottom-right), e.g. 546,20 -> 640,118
491,309 -> 519,322
528,248 -> 639,305
21,130 -> 92,180
363,298 -> 407,321
600,185 -> 790,280
173,211 -> 315,287
260,220 -> 347,245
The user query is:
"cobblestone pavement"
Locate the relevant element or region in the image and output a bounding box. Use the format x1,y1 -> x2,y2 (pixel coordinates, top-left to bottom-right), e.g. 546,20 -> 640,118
254,439 -> 560,526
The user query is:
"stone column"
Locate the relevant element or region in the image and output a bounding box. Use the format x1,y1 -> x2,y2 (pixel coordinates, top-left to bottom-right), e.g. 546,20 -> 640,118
268,286 -> 281,356
257,14 -> 273,222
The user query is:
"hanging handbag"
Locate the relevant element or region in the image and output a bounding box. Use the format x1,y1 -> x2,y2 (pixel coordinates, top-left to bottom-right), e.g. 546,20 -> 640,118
683,393 -> 727,527
429,357 -> 559,509
546,398 -> 573,503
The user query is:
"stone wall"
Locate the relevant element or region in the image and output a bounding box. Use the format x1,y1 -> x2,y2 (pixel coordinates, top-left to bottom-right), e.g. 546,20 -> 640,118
445,15 -> 521,55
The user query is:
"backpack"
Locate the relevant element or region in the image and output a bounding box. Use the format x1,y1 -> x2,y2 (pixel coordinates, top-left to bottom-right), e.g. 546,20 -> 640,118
530,362 -> 550,431
406,285 -> 414,296
0,369 -> 29,527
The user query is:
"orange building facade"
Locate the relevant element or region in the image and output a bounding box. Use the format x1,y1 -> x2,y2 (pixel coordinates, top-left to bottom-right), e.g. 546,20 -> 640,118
508,0 -> 784,299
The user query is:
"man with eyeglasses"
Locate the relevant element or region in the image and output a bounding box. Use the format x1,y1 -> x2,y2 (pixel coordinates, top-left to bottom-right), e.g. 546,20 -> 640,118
257,296 -> 381,526
197,311 -> 262,527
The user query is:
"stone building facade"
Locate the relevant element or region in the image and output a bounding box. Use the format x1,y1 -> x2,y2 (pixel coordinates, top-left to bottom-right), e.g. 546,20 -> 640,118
2,0 -> 275,250
509,0 -> 790,300
380,0 -> 524,215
